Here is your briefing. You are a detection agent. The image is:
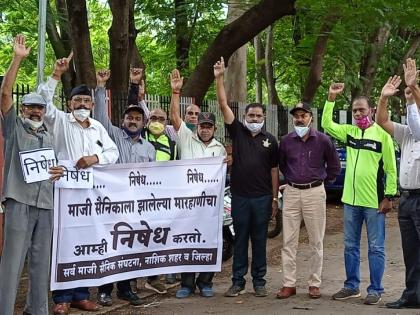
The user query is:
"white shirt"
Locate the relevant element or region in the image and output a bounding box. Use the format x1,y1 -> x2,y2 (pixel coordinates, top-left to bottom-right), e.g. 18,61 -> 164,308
177,121 -> 226,159
38,78 -> 119,164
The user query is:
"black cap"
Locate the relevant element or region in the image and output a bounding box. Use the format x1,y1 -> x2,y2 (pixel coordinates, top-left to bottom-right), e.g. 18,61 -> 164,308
290,101 -> 313,115
123,104 -> 144,116
198,112 -> 215,125
70,84 -> 91,99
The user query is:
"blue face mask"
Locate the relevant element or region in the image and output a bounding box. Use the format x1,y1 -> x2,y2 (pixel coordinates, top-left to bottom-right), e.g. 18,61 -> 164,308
122,126 -> 142,138
186,122 -> 196,132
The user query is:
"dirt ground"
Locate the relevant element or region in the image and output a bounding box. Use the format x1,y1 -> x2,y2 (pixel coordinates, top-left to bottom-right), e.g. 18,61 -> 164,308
13,195 -> 419,315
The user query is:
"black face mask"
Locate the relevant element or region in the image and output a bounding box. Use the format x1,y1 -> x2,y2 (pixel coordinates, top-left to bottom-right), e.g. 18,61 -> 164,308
122,126 -> 142,138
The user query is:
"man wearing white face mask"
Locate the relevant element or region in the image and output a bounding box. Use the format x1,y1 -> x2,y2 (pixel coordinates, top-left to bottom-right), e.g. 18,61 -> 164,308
38,56 -> 119,315
214,57 -> 279,298
277,102 -> 340,299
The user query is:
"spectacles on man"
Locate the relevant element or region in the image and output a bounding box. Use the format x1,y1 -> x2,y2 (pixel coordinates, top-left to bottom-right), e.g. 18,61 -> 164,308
186,111 -> 199,116
149,115 -> 166,123
72,97 -> 92,104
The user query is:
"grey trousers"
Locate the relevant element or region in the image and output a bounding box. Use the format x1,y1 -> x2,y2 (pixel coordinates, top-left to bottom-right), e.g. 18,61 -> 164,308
0,199 -> 53,315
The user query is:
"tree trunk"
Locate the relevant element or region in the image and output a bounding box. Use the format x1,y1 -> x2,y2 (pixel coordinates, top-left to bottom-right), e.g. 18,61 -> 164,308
302,12 -> 339,103
175,0 -> 191,72
224,0 -> 248,103
352,25 -> 391,99
265,24 -> 282,105
254,35 -> 263,103
182,0 -> 296,104
66,0 -> 96,88
108,0 -> 130,92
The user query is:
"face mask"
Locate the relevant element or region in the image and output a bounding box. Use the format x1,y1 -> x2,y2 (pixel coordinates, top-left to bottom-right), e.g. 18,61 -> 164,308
244,119 -> 264,133
354,115 -> 372,130
122,126 -> 142,138
186,122 -> 197,132
293,118 -> 312,138
73,109 -> 91,122
24,118 -> 43,130
148,121 -> 165,135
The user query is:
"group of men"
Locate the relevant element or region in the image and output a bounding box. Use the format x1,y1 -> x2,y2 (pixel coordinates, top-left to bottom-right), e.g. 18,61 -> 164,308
0,33 -> 419,315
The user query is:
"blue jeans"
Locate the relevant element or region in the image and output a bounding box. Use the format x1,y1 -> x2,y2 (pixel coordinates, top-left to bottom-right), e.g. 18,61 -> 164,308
231,194 -> 271,288
343,204 -> 385,295
52,287 -> 90,304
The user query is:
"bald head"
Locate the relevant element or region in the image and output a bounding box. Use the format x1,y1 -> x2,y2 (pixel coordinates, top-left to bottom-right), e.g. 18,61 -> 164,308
185,104 -> 200,125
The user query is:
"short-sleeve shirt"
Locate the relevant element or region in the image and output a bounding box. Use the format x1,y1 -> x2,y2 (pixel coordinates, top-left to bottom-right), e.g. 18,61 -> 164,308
393,122 -> 420,189
226,119 -> 278,197
177,121 -> 226,159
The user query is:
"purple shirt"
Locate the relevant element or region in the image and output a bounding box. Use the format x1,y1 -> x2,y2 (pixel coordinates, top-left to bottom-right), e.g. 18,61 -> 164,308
278,128 -> 340,184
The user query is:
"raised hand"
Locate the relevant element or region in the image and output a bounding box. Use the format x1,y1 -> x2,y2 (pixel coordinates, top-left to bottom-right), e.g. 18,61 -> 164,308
403,58 -> 419,88
170,69 -> 183,93
213,57 -> 225,79
381,75 -> 402,97
54,51 -> 73,77
96,70 -> 111,87
327,83 -> 344,102
130,68 -> 143,84
13,34 -> 31,59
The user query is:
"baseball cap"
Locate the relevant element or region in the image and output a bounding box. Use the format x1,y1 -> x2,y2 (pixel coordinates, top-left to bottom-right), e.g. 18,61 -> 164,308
69,84 -> 91,99
21,93 -> 47,107
123,104 -> 144,116
198,112 -> 215,125
290,101 -> 312,115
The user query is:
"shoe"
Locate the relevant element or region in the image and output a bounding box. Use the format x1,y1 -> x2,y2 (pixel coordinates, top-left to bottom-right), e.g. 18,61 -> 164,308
254,286 -> 268,297
145,279 -> 168,294
224,285 -> 246,297
117,290 -> 145,306
70,300 -> 99,311
332,288 -> 361,300
308,286 -> 321,299
176,287 -> 194,298
97,292 -> 113,306
52,303 -> 70,315
276,287 -> 296,299
200,286 -> 215,297
386,297 -> 420,309
165,273 -> 177,284
364,293 -> 381,305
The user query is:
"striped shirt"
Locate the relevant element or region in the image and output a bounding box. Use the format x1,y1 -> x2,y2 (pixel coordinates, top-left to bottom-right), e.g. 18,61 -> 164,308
94,87 -> 156,163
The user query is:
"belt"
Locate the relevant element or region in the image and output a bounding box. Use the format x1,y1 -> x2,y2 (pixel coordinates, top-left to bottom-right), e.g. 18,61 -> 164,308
400,189 -> 420,196
288,180 -> 323,190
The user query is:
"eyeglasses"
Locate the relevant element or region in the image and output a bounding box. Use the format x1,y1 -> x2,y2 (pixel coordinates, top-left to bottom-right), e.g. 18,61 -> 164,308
72,97 -> 92,104
149,116 -> 166,123
186,111 -> 199,116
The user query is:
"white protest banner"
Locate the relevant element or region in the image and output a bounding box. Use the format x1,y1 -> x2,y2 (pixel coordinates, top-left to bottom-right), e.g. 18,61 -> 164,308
19,148 -> 56,183
55,160 -> 94,189
51,157 -> 226,290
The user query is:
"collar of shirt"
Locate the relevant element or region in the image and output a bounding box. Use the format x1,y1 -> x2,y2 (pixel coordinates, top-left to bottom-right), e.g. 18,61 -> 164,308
291,127 -> 316,139
67,112 -> 97,130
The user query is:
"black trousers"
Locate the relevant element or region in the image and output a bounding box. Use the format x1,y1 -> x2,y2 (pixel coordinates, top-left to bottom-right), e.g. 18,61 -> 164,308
398,191 -> 420,303
98,280 -> 132,295
181,272 -> 214,290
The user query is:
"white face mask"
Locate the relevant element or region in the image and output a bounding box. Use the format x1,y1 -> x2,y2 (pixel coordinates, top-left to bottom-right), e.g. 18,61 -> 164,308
24,118 -> 43,129
293,118 -> 312,138
73,109 -> 91,122
244,119 -> 264,133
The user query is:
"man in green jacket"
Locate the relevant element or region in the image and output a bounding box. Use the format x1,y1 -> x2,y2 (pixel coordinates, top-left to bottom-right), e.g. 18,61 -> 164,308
321,83 -> 397,305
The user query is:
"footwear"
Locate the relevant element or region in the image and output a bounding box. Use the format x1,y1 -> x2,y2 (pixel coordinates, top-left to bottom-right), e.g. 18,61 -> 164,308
176,287 -> 194,298
117,290 -> 145,306
308,286 -> 321,299
386,297 -> 420,309
332,288 -> 361,300
70,300 -> 99,311
165,273 -> 177,284
224,285 -> 246,297
276,287 -> 296,299
97,292 -> 113,306
145,279 -> 168,294
364,293 -> 381,305
254,286 -> 268,297
200,286 -> 215,297
52,303 -> 70,315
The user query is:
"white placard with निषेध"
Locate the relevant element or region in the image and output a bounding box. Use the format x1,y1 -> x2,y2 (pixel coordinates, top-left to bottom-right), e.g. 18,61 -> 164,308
19,148 -> 57,183
55,160 -> 94,189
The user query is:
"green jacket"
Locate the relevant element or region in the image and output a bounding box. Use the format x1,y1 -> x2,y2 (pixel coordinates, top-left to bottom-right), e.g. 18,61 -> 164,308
321,100 -> 397,209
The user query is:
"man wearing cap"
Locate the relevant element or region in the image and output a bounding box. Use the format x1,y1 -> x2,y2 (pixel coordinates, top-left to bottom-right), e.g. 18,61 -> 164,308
93,70 -> 155,306
170,69 -> 226,298
0,35 -> 64,315
276,101 -> 340,299
214,57 -> 279,298
38,58 -> 119,314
